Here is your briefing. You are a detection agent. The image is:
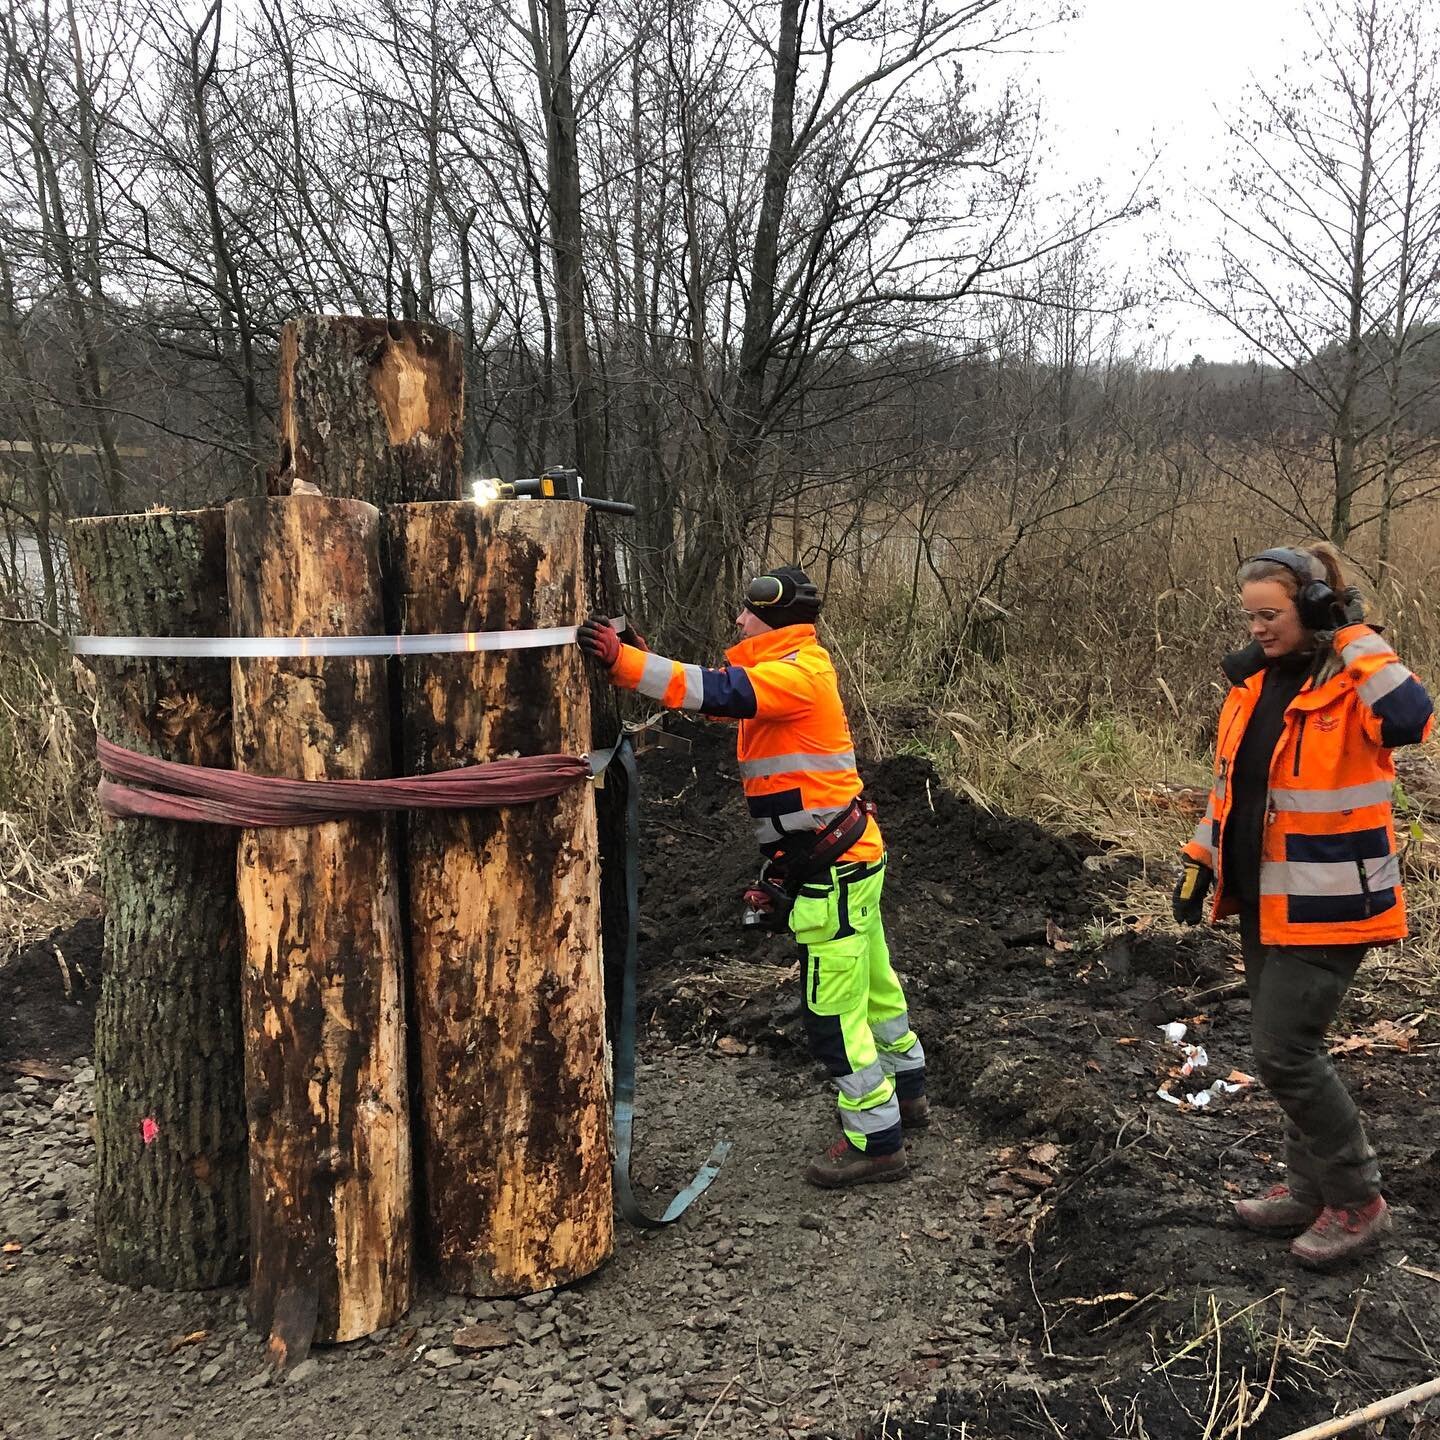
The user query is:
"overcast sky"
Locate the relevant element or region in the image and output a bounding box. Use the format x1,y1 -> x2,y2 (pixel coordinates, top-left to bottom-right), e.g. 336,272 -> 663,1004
1022,0 -> 1313,362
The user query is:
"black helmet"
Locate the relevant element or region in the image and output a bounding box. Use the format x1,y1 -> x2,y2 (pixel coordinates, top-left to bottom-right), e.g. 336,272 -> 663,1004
743,565 -> 821,629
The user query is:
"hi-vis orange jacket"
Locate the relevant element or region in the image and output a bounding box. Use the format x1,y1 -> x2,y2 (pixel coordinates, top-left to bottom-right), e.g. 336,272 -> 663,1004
608,623 -> 882,862
1184,623 -> 1434,946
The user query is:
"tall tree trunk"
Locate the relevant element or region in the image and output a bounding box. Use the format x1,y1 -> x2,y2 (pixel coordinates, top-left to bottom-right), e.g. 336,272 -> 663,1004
68,509 -> 247,1290
530,0 -> 606,491
388,499 -> 612,1296
0,240 -> 62,631
1330,7 -> 1379,545
680,0 -> 803,621
274,315 -> 463,504
188,1 -> 264,484
228,496 -> 412,1354
19,69 -> 126,506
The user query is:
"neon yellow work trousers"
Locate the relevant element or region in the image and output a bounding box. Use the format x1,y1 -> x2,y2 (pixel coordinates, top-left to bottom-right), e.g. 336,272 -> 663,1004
789,854 -> 925,1153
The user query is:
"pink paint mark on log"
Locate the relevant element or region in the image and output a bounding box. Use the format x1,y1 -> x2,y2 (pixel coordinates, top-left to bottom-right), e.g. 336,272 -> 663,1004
141,1116 -> 159,1146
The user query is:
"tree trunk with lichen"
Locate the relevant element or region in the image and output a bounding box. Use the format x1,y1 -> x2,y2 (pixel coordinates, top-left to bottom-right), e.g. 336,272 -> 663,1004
272,314 -> 463,504
227,495 -> 412,1356
387,498 -> 611,1296
69,509 -> 248,1290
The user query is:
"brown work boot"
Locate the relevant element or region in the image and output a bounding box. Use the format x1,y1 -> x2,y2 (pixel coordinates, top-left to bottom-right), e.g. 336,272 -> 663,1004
1291,1196 -> 1392,1270
806,1137 -> 908,1189
1234,1184 -> 1322,1236
899,1095 -> 931,1130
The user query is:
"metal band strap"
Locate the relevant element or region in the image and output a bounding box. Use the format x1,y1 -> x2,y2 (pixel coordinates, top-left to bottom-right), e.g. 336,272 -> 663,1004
610,737 -> 731,1227
71,616 -> 629,660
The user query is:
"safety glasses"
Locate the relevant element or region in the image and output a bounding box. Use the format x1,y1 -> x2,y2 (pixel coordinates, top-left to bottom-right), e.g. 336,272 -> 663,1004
1238,605 -> 1294,625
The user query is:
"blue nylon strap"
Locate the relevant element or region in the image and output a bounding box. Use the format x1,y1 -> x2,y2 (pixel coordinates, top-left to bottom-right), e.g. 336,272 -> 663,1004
603,735 -> 731,1227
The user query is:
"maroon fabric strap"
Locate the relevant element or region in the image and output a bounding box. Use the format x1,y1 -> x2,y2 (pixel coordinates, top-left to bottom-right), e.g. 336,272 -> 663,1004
97,736 -> 589,827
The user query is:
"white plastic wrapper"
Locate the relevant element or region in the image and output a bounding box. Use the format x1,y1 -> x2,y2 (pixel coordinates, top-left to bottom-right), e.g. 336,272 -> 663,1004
1160,1022 -> 1187,1044
1184,1079 -> 1249,1108
1179,1045 -> 1209,1076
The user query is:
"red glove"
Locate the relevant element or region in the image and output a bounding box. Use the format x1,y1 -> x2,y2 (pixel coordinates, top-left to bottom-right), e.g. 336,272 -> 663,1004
577,615 -> 621,667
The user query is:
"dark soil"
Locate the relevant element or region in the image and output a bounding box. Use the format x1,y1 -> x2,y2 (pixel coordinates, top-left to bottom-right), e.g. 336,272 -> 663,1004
2,715 -> 1438,1438
637,720 -> 1440,1439
0,916 -> 103,1069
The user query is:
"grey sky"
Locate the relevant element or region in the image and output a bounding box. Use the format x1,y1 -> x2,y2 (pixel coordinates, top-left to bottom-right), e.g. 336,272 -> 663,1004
1026,0 -> 1311,362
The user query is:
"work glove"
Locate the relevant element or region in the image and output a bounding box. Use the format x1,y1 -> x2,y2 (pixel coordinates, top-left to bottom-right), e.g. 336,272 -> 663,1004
1299,584 -> 1365,633
1171,860 -> 1213,926
577,615 -> 621,667
1329,586 -> 1366,630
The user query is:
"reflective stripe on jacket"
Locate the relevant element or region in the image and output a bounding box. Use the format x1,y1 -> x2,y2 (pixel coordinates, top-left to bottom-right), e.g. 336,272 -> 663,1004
608,623 -> 882,861
1183,623 -> 1434,946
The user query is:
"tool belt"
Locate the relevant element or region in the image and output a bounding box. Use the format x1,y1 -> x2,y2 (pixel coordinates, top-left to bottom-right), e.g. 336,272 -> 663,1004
743,797 -> 875,934
768,796 -> 875,897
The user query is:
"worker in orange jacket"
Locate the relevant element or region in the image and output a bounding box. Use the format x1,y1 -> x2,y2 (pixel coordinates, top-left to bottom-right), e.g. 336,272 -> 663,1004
578,567 -> 926,1188
1174,543 -> 1433,1268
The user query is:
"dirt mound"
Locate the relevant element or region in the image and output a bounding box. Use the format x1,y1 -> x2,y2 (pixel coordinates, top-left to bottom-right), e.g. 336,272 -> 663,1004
634,719 -> 1131,1061
0,917 -> 102,1069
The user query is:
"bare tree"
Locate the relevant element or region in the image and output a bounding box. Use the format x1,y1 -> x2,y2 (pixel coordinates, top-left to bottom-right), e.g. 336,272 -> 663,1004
1172,0 -> 1440,547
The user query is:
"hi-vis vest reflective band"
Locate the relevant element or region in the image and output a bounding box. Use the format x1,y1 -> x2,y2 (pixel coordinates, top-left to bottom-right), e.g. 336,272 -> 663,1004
1184,623 -> 1434,946
608,623 -> 882,862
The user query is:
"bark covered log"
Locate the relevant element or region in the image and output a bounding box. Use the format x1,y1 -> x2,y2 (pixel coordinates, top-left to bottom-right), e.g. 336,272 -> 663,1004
273,315 -> 463,505
227,496 -> 412,1350
69,509 -> 247,1290
387,498 -> 611,1296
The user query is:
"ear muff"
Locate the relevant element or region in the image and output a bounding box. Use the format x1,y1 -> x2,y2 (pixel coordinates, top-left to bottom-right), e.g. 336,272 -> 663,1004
743,567 -> 822,626
1247,547 -> 1335,624
745,575 -> 785,608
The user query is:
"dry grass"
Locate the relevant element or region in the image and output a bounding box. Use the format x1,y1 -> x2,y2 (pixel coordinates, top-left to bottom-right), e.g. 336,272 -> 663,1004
3,452 -> 1439,973
817,466 -> 1440,973
0,629 -> 99,949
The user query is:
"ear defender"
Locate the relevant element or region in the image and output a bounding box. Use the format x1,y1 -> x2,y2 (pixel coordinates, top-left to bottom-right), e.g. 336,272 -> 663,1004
1247,547 -> 1336,627
746,575 -> 785,608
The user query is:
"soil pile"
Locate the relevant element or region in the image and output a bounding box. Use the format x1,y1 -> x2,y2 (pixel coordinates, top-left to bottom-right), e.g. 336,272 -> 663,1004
635,720 -> 1128,1065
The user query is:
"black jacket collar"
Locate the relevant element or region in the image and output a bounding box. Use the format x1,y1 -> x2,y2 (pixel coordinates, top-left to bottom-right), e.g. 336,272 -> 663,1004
1220,641 -> 1267,687
1220,641 -> 1328,690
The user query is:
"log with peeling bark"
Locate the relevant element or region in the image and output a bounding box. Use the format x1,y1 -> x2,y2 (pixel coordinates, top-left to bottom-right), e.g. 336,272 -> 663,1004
272,314 -> 463,504
69,509 -> 248,1290
227,495 -> 412,1354
387,498 -> 612,1296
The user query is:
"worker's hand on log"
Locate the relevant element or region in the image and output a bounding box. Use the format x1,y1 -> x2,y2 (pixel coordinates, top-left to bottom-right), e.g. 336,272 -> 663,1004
578,615 -> 622,667
1171,860 -> 1212,926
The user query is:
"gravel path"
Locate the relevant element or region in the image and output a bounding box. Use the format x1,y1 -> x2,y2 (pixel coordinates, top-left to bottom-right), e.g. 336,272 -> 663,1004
1,1045 -> 1015,1440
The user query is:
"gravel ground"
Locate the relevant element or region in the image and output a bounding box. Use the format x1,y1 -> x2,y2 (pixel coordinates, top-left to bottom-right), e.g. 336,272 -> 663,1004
0,1042 -> 1021,1440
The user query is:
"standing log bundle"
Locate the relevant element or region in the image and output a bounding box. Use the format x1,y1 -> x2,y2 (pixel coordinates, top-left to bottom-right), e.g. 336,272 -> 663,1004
388,499 -> 612,1295
274,315 -> 463,505
69,510 -> 248,1290
228,496 -> 412,1351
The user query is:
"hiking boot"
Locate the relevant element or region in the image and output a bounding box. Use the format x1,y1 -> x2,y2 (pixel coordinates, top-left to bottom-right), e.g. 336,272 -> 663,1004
1290,1196 -> 1392,1270
806,1137 -> 908,1189
900,1095 -> 931,1130
1234,1184 -> 1322,1236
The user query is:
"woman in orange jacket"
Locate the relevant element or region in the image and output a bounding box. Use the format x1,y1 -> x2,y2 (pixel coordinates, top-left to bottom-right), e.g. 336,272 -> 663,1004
1173,543 -> 1433,1268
